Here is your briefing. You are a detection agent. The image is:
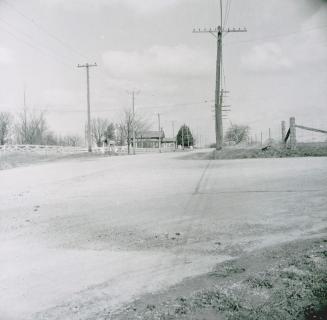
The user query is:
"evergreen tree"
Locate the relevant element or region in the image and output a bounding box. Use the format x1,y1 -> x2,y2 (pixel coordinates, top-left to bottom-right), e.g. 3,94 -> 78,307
177,124 -> 194,147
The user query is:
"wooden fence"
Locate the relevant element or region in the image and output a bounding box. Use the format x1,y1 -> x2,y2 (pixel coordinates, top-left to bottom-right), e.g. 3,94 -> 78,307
0,144 -> 176,155
282,117 -> 327,149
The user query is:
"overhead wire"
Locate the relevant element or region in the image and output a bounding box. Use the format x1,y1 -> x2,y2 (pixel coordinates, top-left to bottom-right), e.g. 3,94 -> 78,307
1,0 -> 88,61
32,99 -> 216,114
0,17 -> 76,67
225,24 -> 327,46
223,0 -> 232,29
0,21 -> 72,68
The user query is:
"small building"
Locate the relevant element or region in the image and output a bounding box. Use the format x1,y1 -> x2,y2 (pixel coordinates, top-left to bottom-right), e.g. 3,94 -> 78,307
136,130 -> 165,148
162,138 -> 176,149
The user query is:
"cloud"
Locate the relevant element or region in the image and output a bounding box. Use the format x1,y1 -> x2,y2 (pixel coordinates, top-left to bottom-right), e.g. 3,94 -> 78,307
44,0 -> 181,14
241,42 -> 293,73
42,89 -> 78,105
0,48 -> 14,65
113,0 -> 181,14
102,45 -> 213,80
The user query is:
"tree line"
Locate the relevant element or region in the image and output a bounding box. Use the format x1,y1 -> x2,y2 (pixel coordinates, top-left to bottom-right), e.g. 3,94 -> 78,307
0,109 -> 150,147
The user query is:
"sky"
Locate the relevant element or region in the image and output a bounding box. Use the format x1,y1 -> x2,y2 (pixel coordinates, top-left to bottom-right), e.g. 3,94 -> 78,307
0,0 -> 326,144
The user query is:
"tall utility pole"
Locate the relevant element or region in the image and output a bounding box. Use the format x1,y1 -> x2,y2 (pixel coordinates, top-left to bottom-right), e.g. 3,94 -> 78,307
23,85 -> 27,144
23,84 -> 26,109
128,90 -> 140,155
157,113 -> 161,152
77,63 -> 97,152
172,121 -> 176,149
193,0 -> 246,150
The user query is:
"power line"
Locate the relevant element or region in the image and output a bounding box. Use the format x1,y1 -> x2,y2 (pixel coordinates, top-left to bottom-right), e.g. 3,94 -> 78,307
225,24 -> 327,46
0,22 -> 72,67
223,0 -> 232,29
0,17 -> 76,66
1,0 -> 88,60
0,99 -> 215,116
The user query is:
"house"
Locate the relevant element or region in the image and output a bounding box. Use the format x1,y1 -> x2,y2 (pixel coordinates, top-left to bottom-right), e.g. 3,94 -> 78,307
135,130 -> 165,148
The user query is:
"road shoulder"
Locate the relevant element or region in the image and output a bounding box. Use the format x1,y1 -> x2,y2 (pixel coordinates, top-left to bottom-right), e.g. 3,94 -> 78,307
113,236 -> 327,320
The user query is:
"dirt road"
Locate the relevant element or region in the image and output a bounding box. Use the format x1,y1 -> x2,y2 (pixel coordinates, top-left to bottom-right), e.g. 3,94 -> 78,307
0,151 -> 326,319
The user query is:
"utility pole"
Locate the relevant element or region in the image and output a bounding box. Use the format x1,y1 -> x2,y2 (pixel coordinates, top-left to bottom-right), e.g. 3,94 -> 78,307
132,92 -> 136,155
193,1 -> 246,150
157,113 -> 161,152
127,90 -> 140,155
127,114 -> 131,155
172,121 -> 176,149
187,127 -> 190,148
23,84 -> 26,109
172,121 -> 175,139
77,63 -> 97,152
23,85 -> 27,144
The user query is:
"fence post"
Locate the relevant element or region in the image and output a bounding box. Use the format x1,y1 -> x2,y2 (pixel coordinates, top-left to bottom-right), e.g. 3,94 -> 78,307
281,121 -> 286,146
290,117 -> 296,150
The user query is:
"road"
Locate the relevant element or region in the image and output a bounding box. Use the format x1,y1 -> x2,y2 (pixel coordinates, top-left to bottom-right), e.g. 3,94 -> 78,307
0,151 -> 326,319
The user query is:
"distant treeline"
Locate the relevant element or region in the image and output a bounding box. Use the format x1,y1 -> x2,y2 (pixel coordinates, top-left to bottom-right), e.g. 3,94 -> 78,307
0,109 -> 149,147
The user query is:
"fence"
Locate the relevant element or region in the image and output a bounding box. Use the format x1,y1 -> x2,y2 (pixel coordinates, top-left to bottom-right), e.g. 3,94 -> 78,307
0,144 -> 88,154
0,144 -> 177,155
282,117 -> 327,149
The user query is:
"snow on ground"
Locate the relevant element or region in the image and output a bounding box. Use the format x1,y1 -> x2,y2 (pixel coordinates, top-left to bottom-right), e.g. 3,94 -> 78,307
0,151 -> 326,319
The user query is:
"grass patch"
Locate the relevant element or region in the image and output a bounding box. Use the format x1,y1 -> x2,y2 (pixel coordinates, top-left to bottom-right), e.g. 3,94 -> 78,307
212,143 -> 327,160
115,238 -> 327,320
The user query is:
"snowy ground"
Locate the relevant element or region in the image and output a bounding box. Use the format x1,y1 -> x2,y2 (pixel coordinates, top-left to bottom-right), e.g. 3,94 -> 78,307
0,150 -> 326,319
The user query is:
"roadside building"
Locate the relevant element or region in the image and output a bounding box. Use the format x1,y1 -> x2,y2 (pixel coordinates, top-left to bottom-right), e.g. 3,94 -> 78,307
135,131 -> 164,148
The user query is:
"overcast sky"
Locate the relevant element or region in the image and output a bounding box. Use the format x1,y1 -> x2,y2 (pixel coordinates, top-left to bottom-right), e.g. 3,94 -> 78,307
0,0 -> 326,143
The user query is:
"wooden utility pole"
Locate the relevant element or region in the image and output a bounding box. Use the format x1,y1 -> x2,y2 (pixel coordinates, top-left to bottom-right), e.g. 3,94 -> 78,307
158,113 -> 161,152
127,90 -> 140,155
132,92 -> 136,154
172,121 -> 176,149
193,1 -> 246,150
127,114 -> 131,155
187,127 -> 190,148
77,63 -> 97,152
23,85 -> 28,144
290,117 -> 296,150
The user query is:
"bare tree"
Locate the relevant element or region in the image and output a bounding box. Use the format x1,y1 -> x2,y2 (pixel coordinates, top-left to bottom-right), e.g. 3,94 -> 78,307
63,135 -> 82,147
54,134 -> 82,147
90,118 -> 116,147
117,110 -> 149,151
91,118 -> 109,147
15,109 -> 48,145
224,124 -> 250,145
0,112 -> 12,145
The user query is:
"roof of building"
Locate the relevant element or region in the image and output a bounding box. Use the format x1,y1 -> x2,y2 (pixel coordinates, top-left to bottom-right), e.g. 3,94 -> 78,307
137,131 -> 165,139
